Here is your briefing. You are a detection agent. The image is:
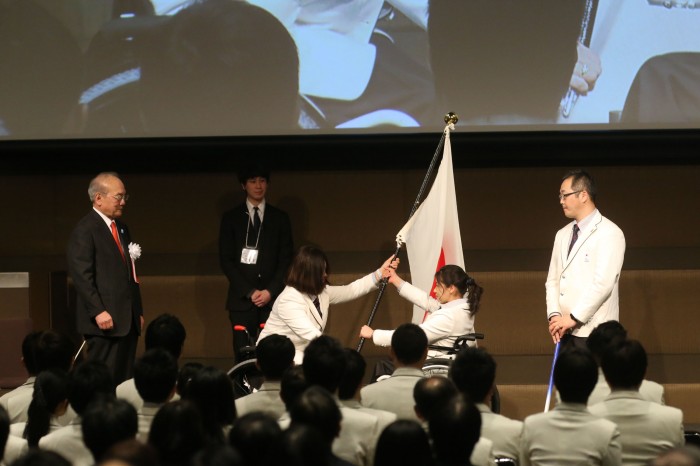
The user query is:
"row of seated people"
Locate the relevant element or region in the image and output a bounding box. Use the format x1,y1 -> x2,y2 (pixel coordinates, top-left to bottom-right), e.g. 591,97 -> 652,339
1,314 -> 698,466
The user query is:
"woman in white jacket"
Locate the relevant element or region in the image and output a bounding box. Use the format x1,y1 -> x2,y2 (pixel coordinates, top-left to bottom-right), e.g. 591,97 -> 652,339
257,245 -> 397,364
360,264 -> 483,358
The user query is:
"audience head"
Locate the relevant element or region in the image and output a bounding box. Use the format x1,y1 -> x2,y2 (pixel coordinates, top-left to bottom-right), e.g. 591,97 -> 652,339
449,347 -> 496,404
429,394 -> 481,465
652,446 -> 700,466
587,320 -> 627,361
390,323 -> 428,367
148,400 -> 207,466
99,439 -> 159,466
229,412 -> 283,466
144,314 -> 186,359
256,334 -> 295,381
282,424 -> 333,466
176,361 -> 204,398
302,335 -> 346,393
601,339 -> 648,391
434,265 -> 483,314
338,348 -> 366,401
374,420 -> 433,466
22,330 -> 74,375
82,397 -> 138,463
68,360 -> 115,415
286,245 -> 329,296
190,444 -> 243,466
413,376 -> 458,423
289,386 -> 341,445
280,366 -> 309,411
134,348 -> 178,404
7,450 -> 71,466
185,366 -> 236,441
554,347 -> 598,404
24,368 -> 70,447
139,0 -> 299,135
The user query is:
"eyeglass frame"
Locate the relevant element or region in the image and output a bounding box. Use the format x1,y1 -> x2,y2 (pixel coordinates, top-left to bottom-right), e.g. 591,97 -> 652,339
558,190 -> 582,201
101,192 -> 130,202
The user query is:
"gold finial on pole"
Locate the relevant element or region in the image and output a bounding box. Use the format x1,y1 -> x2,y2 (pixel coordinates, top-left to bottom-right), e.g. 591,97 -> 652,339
444,112 -> 459,125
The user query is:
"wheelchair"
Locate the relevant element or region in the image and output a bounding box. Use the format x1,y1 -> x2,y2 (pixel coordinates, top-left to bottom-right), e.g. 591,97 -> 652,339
421,333 -> 501,414
227,324 -> 265,399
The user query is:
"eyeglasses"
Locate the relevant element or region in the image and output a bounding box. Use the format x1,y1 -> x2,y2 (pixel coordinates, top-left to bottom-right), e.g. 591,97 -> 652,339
558,190 -> 581,201
102,192 -> 129,202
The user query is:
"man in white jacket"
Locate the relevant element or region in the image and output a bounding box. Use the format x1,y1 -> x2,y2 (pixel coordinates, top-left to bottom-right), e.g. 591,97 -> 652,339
547,169 -> 626,347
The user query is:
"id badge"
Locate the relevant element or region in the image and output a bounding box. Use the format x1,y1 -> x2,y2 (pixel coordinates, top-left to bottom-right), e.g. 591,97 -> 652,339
241,248 -> 259,264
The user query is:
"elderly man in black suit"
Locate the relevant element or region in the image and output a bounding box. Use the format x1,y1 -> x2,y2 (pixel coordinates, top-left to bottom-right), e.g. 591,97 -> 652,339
67,171 -> 144,384
219,164 -> 293,362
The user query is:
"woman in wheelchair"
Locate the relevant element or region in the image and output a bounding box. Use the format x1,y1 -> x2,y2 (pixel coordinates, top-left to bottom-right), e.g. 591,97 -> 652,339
360,264 -> 483,359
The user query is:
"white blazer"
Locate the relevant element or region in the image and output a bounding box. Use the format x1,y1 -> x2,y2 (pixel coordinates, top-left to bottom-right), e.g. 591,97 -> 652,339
258,273 -> 378,364
545,210 -> 626,337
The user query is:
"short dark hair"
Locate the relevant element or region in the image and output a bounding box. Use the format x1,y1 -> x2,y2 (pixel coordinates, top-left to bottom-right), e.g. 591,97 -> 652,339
148,400 -> 208,466
6,450 -> 71,466
374,420 -> 433,466
101,439 -> 160,466
285,245 -> 329,296
238,163 -> 271,185
601,339 -> 647,390
302,336 -> 346,393
185,366 -> 236,441
289,386 -> 341,445
134,349 -> 178,403
391,324 -> 428,365
562,169 -> 597,202
256,334 -> 295,380
82,397 -> 138,462
228,412 -> 283,466
68,360 -> 115,415
145,314 -> 186,359
280,366 -> 308,411
283,423 -> 332,466
449,347 -> 496,403
413,376 -> 458,422
338,348 -> 366,400
429,394 -> 481,464
176,362 -> 204,398
554,347 -> 598,403
587,321 -> 627,361
22,330 -> 74,375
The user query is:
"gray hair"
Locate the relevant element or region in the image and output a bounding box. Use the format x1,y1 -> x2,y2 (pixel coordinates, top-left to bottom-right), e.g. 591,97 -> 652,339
88,172 -> 120,202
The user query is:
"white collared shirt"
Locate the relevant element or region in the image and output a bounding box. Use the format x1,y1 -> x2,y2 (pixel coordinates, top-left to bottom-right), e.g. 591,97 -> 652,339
246,199 -> 266,223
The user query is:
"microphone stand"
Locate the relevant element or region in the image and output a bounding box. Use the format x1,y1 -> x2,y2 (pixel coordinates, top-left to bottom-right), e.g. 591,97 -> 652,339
356,113 -> 459,352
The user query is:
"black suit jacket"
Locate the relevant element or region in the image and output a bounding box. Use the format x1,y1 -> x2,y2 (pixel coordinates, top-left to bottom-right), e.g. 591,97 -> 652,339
219,202 -> 293,312
67,209 -> 143,337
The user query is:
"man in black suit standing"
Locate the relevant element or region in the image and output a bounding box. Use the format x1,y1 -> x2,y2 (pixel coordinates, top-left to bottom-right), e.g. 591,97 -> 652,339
67,172 -> 144,384
219,164 -> 293,362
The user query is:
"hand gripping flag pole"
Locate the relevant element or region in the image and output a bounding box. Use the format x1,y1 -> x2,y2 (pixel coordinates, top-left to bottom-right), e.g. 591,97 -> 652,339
357,112 -> 459,352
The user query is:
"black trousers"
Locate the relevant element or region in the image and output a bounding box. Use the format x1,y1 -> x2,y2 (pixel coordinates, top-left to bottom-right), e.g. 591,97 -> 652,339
85,328 -> 138,385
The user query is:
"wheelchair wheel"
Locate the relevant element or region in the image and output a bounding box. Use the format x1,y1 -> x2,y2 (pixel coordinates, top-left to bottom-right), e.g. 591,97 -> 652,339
421,358 -> 501,414
227,358 -> 264,399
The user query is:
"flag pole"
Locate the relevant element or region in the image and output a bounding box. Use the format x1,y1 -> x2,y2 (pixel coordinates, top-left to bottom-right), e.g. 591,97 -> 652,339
544,341 -> 561,412
357,112 -> 459,352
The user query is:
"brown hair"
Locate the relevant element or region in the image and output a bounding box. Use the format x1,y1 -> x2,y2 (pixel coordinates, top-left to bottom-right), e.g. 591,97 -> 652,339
285,245 -> 329,295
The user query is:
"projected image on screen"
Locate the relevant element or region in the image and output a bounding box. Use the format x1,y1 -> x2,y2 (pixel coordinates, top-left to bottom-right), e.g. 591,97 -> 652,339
0,0 -> 699,140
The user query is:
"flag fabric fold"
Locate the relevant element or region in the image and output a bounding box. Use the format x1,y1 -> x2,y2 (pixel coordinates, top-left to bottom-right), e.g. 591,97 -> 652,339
396,126 -> 465,323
